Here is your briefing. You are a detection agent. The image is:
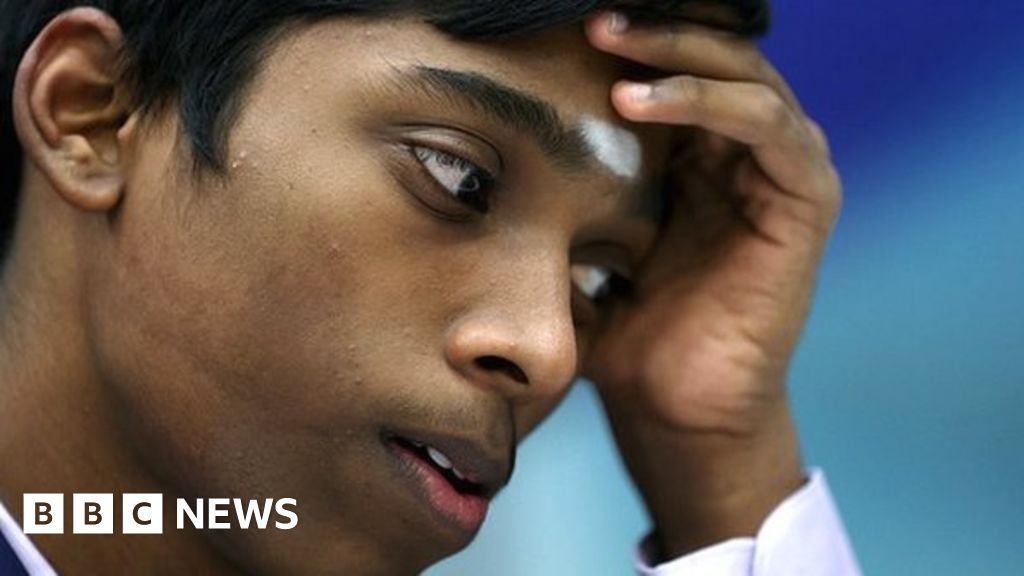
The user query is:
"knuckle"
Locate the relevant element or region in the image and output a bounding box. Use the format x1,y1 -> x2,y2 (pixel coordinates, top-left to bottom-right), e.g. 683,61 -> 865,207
817,166 -> 844,218
750,86 -> 790,130
667,76 -> 704,111
827,168 -> 844,207
806,119 -> 832,157
752,54 -> 776,80
666,25 -> 691,54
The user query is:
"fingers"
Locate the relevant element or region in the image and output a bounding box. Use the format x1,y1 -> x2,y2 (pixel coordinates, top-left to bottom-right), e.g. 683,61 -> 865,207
584,11 -> 842,237
614,75 -> 838,213
584,12 -> 800,110
732,156 -> 840,244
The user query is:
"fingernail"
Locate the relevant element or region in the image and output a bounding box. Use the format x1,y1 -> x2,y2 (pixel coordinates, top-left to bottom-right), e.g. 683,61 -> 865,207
607,12 -> 629,34
627,82 -> 653,101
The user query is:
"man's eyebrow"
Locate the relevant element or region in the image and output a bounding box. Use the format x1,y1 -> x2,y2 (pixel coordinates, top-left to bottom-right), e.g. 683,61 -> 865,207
385,65 -> 594,170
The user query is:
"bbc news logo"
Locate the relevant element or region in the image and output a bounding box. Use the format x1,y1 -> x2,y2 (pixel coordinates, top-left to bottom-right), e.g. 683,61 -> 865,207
23,494 -> 298,534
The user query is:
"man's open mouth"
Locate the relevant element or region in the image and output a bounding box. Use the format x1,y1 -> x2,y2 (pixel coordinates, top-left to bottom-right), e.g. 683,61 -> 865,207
391,436 -> 487,496
381,429 -> 508,534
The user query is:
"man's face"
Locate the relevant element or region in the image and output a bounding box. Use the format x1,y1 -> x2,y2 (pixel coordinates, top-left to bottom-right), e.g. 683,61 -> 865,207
86,16 -> 671,574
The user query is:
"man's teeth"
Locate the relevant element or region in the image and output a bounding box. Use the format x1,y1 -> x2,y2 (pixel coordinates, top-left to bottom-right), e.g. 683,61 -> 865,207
426,446 -> 452,469
416,443 -> 467,481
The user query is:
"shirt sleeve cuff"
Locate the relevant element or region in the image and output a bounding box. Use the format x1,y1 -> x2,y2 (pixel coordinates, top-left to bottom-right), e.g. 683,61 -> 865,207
634,468 -> 862,576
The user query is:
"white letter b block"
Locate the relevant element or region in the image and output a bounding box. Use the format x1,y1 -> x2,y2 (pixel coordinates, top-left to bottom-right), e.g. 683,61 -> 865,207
73,493 -> 113,534
23,494 -> 63,534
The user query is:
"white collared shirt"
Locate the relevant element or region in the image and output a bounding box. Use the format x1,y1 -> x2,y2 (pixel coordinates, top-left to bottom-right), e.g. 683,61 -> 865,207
636,469 -> 862,575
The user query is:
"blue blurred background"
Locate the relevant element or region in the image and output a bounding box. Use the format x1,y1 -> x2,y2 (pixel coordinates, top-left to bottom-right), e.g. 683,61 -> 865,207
430,1 -> 1024,574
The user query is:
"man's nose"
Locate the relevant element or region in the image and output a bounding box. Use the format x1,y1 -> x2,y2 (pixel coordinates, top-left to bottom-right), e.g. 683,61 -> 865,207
444,268 -> 578,404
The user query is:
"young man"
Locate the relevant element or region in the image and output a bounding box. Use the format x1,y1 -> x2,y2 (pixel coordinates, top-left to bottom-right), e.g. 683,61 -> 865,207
0,1 -> 860,574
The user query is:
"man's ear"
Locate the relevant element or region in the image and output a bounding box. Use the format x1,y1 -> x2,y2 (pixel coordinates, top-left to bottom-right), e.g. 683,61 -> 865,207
12,7 -> 134,213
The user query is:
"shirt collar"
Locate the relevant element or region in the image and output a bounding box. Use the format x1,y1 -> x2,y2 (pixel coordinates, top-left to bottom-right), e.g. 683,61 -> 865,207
0,496 -> 57,576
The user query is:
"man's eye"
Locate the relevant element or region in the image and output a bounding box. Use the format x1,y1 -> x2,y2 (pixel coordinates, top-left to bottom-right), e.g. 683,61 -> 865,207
411,146 -> 495,214
571,264 -> 633,306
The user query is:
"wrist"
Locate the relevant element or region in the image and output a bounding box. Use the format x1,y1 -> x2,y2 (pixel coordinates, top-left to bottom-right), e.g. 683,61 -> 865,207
607,397 -> 804,561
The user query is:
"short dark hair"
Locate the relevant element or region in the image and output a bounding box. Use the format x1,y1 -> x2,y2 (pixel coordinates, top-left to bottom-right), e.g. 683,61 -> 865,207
0,0 -> 769,258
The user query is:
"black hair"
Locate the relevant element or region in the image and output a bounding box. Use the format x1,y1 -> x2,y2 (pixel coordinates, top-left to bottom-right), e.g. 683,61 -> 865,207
0,0 -> 769,258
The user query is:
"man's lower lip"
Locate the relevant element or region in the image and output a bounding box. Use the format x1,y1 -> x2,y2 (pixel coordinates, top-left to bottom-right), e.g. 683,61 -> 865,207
385,440 -> 489,534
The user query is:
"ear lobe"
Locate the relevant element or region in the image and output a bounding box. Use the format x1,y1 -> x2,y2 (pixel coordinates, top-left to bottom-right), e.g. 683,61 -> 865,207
12,7 -> 132,213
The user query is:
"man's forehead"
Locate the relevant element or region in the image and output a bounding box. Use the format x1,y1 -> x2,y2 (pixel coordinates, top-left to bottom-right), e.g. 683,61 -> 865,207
373,64 -> 668,219
577,115 -> 644,181
284,18 -> 672,218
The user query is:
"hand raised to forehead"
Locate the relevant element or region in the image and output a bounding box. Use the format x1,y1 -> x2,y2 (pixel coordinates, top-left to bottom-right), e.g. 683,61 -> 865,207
580,11 -> 841,558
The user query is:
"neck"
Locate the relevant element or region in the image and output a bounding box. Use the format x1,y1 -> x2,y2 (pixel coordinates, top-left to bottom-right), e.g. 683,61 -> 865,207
0,180 -> 243,575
